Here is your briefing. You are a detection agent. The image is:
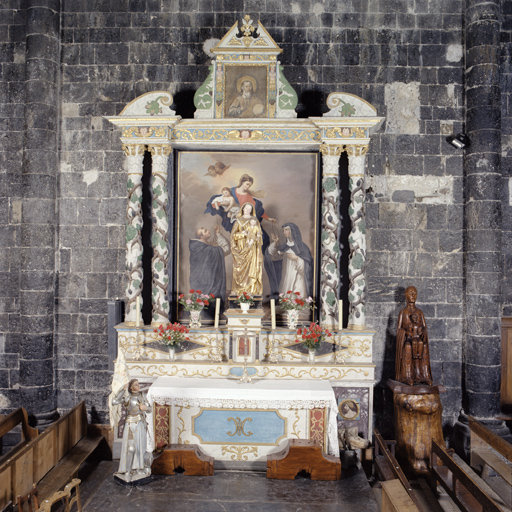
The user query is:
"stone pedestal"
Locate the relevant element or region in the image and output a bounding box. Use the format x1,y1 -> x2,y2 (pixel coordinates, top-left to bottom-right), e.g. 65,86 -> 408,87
388,379 -> 446,477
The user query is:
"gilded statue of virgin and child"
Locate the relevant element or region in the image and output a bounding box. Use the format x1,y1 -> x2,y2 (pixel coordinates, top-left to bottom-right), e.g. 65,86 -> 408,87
230,202 -> 263,296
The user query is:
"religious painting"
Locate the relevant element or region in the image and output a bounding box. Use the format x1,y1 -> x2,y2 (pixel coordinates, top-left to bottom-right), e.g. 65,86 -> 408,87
224,64 -> 268,118
176,151 -> 319,325
338,398 -> 361,421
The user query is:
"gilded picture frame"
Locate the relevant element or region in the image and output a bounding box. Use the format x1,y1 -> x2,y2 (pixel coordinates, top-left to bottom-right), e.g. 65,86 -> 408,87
175,150 -> 320,326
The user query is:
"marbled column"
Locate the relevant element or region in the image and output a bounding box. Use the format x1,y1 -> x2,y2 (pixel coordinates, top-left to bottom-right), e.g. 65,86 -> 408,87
123,144 -> 145,324
20,0 -> 60,425
346,146 -> 369,330
464,0 -> 502,419
319,144 -> 343,328
148,145 -> 171,324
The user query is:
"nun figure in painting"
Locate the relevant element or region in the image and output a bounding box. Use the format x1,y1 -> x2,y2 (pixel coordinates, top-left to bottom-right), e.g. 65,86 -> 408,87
112,379 -> 152,482
267,222 -> 314,299
231,203 -> 263,296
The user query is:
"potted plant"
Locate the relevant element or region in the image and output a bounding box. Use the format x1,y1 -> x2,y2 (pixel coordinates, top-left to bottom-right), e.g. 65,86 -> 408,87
278,291 -> 314,329
178,290 -> 214,327
295,322 -> 332,363
234,291 -> 254,313
154,322 -> 190,360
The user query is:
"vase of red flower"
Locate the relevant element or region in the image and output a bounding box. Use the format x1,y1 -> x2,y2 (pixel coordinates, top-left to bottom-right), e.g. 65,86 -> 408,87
278,291 -> 314,328
234,292 -> 254,314
295,322 -> 332,364
178,290 -> 214,328
154,322 -> 190,360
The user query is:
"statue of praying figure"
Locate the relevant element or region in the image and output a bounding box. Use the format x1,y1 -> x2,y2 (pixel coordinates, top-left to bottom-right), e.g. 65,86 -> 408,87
395,286 -> 433,386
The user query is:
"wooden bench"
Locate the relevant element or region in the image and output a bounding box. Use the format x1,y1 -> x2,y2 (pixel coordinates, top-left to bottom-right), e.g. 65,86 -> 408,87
469,416 -> 512,509
0,402 -> 110,510
431,438 -> 510,512
373,428 -> 424,512
267,439 -> 341,481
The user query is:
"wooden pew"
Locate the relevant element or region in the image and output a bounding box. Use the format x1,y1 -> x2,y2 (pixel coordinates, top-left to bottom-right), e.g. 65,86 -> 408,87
0,402 -> 110,510
469,416 -> 512,508
373,428 -> 424,512
430,439 -> 509,512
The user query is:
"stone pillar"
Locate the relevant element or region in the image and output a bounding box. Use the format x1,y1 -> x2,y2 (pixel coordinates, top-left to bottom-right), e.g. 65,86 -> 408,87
464,0 -> 502,419
123,144 -> 145,324
148,145 -> 171,324
19,0 -> 60,424
346,146 -> 369,330
319,144 -> 343,328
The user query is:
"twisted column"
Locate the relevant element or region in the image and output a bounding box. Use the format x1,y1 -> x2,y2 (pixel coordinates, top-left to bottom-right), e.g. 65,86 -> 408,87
346,145 -> 369,329
123,144 -> 145,324
319,144 -> 343,328
148,145 -> 171,324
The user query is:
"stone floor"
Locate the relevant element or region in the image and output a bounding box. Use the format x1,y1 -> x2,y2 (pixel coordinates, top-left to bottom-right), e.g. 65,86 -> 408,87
80,461 -> 380,512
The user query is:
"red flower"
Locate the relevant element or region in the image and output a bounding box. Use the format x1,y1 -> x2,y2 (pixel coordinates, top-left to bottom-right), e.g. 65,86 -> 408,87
189,289 -> 194,293
209,293 -> 215,298
196,290 -> 202,294
294,292 -> 301,295
179,293 -> 184,299
287,290 -> 292,294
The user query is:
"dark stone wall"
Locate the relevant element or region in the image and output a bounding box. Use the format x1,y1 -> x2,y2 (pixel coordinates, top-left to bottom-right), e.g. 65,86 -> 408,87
1,0 -> 508,433
0,1 -> 26,413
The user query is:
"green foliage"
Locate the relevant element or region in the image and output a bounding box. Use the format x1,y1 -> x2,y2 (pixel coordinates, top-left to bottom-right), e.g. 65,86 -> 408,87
340,100 -> 356,117
323,177 -> 337,193
351,252 -> 364,269
326,291 -> 336,306
133,280 -> 141,289
125,224 -> 137,242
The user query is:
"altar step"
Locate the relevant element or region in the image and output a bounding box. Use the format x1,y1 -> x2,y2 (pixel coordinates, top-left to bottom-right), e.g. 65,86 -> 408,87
152,444 -> 214,476
267,439 -> 342,480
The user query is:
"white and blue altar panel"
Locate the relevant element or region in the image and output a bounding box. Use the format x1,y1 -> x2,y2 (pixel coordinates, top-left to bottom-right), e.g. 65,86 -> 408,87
146,377 -> 339,462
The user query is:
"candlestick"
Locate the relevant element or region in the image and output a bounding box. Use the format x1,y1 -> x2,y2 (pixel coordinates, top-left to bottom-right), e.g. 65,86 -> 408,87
271,299 -> 276,331
214,298 -> 220,329
338,299 -> 343,331
136,296 -> 141,327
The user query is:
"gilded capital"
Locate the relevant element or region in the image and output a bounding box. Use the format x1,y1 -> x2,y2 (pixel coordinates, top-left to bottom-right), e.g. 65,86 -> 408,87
148,144 -> 172,157
319,143 -> 343,157
344,144 -> 369,157
122,144 -> 146,157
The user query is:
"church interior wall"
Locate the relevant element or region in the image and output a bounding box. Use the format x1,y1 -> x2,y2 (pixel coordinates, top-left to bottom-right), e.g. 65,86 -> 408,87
0,0 -> 506,439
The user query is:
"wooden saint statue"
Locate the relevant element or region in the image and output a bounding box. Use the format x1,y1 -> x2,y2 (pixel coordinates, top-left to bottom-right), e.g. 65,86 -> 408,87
395,286 -> 433,386
230,202 -> 263,296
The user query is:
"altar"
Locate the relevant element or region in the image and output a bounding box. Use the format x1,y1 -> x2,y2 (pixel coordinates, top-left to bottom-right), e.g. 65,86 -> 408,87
108,15 -> 384,463
146,377 -> 339,464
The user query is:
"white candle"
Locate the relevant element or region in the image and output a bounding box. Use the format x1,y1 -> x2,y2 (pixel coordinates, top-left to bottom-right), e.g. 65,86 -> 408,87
214,298 -> 220,329
271,299 -> 276,331
338,299 -> 343,331
136,296 -> 141,327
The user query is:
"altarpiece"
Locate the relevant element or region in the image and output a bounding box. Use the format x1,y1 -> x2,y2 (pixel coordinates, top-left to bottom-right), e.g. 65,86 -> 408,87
108,16 -> 384,464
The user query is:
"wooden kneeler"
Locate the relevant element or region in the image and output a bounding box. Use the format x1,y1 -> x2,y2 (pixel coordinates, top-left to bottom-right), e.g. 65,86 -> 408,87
267,439 -> 341,481
151,444 -> 214,476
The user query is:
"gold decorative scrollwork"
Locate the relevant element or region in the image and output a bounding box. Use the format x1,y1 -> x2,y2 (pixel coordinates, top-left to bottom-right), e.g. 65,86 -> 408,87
226,417 -> 253,437
291,409 -> 301,438
227,37 -> 243,46
176,405 -> 190,444
173,128 -> 320,143
221,445 -> 258,461
122,126 -> 167,138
